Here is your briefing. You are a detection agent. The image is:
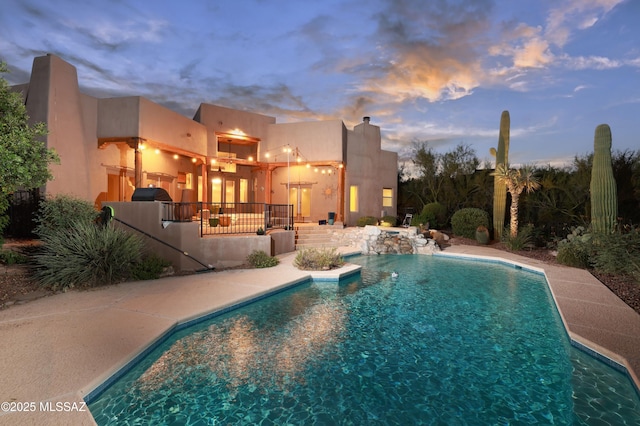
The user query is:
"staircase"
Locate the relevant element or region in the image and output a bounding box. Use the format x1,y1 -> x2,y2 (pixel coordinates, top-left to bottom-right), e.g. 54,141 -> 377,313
294,223 -> 341,249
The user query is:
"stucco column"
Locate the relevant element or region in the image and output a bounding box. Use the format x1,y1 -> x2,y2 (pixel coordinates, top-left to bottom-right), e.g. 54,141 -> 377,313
265,167 -> 273,204
337,165 -> 345,222
200,163 -> 208,203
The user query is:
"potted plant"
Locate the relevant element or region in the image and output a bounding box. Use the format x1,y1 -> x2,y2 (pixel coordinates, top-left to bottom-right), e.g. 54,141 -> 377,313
256,227 -> 265,235
209,217 -> 219,227
475,225 -> 490,245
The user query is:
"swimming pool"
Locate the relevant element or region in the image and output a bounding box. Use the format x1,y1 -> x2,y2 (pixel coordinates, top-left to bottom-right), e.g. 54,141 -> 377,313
88,254 -> 640,424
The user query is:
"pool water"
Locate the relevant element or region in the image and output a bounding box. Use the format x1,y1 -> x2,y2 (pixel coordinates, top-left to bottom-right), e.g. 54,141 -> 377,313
88,255 -> 640,425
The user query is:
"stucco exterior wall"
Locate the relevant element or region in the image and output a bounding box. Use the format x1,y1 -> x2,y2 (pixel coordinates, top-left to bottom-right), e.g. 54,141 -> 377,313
105,202 -> 293,271
24,54 -> 97,200
265,120 -> 345,162
344,119 -> 397,225
195,103 -> 276,141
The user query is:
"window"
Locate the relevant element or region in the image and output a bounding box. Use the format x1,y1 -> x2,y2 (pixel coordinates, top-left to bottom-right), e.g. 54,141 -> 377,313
240,179 -> 248,203
350,185 -> 359,212
383,188 -> 393,207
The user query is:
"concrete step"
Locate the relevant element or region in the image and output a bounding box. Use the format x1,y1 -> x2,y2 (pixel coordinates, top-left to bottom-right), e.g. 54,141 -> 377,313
294,224 -> 338,249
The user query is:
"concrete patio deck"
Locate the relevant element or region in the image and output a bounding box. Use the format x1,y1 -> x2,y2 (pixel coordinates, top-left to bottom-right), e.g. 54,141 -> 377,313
0,245 -> 638,425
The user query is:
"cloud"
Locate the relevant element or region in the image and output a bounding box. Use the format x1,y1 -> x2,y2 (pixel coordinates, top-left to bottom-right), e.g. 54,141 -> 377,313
563,55 -> 623,70
544,0 -> 622,47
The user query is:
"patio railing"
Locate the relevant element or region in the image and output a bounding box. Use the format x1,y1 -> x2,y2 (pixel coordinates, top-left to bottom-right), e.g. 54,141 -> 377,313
162,202 -> 293,235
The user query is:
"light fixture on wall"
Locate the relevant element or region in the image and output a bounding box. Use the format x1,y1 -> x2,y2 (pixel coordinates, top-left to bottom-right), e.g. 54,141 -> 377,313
211,165 -> 223,184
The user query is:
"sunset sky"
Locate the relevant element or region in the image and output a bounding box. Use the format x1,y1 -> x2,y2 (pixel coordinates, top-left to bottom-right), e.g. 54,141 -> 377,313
1,0 -> 638,170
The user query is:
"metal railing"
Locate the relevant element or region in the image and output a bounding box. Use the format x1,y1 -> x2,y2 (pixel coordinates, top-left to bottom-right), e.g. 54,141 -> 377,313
162,202 -> 293,235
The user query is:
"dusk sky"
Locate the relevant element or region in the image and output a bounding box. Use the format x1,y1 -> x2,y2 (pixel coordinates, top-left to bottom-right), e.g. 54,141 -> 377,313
1,0 -> 638,171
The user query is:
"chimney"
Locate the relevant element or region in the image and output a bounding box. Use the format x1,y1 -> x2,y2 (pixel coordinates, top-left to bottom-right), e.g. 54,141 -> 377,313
363,116 -> 370,123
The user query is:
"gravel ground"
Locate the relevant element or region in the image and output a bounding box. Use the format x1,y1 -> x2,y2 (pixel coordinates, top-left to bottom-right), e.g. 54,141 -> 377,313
2,238 -> 639,315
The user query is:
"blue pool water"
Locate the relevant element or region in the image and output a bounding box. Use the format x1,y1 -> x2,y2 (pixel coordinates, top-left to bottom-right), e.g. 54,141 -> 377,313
88,255 -> 640,425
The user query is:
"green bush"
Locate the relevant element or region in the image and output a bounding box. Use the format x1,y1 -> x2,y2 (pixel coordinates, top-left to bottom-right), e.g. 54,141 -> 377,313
422,202 -> 447,228
556,238 -> 591,269
33,222 -> 143,291
451,208 -> 490,239
411,211 -> 434,228
130,254 -> 172,280
246,250 -> 279,268
356,216 -> 378,227
502,224 -> 535,251
591,229 -> 640,281
380,215 -> 397,226
0,249 -> 28,265
294,247 -> 345,271
34,194 -> 99,237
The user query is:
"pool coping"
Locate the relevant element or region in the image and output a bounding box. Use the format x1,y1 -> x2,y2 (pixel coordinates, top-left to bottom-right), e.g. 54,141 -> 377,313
0,245 -> 638,425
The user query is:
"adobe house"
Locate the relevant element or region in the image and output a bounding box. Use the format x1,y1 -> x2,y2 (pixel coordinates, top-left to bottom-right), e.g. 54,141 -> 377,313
13,54 -> 398,225
11,54 -> 398,269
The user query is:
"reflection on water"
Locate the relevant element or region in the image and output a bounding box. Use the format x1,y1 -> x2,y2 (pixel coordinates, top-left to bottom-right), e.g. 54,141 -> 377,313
135,299 -> 346,397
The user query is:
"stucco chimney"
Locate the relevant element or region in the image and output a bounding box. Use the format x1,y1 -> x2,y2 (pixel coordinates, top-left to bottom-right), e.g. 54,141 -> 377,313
363,116 -> 370,123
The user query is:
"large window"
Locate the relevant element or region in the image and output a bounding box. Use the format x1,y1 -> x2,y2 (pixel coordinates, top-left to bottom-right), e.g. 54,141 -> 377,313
383,188 -> 393,208
350,185 -> 359,212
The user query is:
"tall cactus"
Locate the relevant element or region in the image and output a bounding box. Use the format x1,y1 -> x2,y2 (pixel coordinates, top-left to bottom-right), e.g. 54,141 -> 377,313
590,124 -> 617,234
490,110 -> 510,240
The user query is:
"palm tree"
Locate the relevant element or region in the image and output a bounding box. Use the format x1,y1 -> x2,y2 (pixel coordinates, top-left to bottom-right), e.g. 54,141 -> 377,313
492,164 -> 541,238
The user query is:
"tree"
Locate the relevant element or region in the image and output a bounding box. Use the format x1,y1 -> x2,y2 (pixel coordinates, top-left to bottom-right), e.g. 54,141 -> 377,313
0,62 -> 59,237
492,164 -> 540,238
410,141 -> 482,224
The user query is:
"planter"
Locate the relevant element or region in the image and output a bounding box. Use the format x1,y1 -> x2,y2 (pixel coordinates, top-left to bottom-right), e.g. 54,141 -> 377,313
328,211 -> 336,225
219,216 -> 231,227
475,225 -> 490,245
209,218 -> 219,227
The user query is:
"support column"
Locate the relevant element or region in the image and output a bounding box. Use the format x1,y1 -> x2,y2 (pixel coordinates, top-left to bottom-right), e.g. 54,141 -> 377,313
134,149 -> 142,188
265,166 -> 274,204
201,163 -> 208,203
127,137 -> 144,189
337,165 -> 345,222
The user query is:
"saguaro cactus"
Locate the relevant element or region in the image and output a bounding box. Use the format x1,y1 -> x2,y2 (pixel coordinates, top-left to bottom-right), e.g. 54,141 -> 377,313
590,124 -> 617,234
490,110 -> 510,240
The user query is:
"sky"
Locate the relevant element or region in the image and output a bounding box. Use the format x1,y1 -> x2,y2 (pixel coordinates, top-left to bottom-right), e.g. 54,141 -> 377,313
1,0 -> 639,172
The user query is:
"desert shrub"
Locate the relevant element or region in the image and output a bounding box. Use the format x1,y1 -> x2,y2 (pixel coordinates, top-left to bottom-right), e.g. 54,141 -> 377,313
0,249 -> 28,265
130,254 -> 172,280
502,224 -> 535,251
451,208 -> 490,239
411,211 -> 434,228
556,239 -> 591,269
590,229 -> 640,282
380,215 -> 397,226
356,216 -> 378,227
294,247 -> 344,271
34,194 -> 99,238
246,250 -> 279,268
422,202 -> 447,228
33,222 -> 142,291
